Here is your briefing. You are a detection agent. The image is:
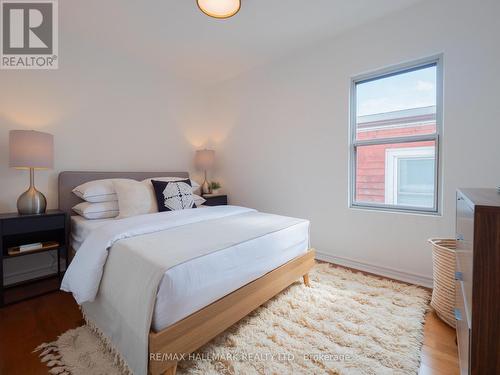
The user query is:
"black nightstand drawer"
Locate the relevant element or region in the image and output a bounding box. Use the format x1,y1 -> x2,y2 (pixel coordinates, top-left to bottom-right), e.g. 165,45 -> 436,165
2,215 -> 65,236
203,195 -> 228,206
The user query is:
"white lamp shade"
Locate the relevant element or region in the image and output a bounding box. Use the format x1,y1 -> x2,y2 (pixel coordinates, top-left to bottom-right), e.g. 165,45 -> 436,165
195,149 -> 215,170
197,0 -> 240,19
9,130 -> 54,169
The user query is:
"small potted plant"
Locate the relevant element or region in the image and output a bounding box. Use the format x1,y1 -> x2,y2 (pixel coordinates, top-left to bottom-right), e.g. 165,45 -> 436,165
210,181 -> 221,194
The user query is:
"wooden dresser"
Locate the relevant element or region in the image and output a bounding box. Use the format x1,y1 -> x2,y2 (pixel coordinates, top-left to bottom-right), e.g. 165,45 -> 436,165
455,189 -> 500,375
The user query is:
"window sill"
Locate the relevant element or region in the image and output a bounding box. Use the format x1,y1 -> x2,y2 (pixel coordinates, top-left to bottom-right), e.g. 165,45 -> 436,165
349,203 -> 442,217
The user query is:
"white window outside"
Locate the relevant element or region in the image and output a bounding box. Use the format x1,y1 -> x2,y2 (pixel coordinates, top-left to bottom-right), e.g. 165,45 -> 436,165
385,146 -> 435,207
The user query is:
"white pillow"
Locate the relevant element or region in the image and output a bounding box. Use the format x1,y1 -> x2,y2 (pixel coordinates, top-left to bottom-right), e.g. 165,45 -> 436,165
73,179 -> 132,203
72,201 -> 119,220
112,180 -> 206,218
113,180 -> 157,219
190,179 -> 200,190
193,194 -> 206,207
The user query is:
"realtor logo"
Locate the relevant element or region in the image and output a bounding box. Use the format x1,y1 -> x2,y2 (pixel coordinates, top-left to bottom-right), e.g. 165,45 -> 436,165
1,0 -> 58,69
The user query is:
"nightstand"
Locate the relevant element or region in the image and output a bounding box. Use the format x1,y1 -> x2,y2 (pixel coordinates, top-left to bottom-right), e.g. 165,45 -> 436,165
202,194 -> 228,206
0,210 -> 67,306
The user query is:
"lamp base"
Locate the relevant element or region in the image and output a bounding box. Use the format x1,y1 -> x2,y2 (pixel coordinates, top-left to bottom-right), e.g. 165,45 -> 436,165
201,180 -> 211,195
17,186 -> 46,215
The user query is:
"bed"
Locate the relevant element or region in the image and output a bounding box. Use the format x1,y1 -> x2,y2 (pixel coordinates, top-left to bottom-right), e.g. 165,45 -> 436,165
58,171 -> 315,375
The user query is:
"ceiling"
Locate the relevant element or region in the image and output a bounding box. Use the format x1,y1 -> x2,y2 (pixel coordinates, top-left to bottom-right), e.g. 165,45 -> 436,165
61,0 -> 424,85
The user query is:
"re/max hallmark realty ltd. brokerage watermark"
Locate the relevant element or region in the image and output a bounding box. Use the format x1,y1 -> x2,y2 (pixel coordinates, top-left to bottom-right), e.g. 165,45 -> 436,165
150,352 -> 353,363
0,0 -> 58,69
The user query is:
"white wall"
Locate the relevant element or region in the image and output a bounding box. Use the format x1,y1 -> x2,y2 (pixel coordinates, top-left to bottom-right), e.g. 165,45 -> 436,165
0,14 -> 213,283
2,0 -> 499,287
204,0 -> 500,285
0,64 -> 207,213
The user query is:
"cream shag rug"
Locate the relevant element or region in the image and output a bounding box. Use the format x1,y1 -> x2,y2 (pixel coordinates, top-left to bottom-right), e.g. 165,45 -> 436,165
36,263 -> 429,375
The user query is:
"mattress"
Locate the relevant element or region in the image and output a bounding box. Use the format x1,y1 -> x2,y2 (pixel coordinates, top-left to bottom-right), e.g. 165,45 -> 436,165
152,220 -> 309,330
71,215 -> 115,251
70,213 -> 309,331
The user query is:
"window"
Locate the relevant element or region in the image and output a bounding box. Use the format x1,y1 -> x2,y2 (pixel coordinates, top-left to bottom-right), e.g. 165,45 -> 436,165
385,147 -> 435,207
350,57 -> 442,213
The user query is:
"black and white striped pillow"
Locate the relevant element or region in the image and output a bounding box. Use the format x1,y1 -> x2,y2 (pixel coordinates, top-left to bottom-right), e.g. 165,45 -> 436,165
151,179 -> 196,212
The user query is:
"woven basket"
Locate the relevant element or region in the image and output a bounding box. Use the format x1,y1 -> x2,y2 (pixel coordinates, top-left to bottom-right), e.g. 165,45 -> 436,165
428,238 -> 457,328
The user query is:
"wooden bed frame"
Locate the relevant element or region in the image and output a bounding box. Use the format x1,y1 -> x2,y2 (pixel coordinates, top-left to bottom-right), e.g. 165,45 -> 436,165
149,249 -> 315,375
57,171 -> 315,375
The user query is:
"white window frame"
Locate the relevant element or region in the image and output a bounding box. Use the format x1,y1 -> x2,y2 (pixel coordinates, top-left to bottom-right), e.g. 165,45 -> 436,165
349,55 -> 443,214
385,146 -> 435,205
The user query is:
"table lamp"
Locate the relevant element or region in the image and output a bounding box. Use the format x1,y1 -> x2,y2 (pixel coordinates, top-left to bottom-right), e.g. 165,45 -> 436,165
9,130 -> 54,215
195,149 -> 215,195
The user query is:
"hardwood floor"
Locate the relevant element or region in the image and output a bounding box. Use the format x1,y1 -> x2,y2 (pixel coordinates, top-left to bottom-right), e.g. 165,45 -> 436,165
419,310 -> 460,375
0,291 -> 82,375
0,290 -> 459,374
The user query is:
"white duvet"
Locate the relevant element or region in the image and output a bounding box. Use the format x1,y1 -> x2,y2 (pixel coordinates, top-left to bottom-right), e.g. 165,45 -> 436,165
61,205 -> 256,304
63,205 -> 310,374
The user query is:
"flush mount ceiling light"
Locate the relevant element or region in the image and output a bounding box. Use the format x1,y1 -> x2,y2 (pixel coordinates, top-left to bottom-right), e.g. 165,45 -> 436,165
197,0 -> 241,19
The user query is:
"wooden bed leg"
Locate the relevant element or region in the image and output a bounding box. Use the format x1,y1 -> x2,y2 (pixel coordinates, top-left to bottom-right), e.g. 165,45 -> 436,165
303,273 -> 310,287
162,362 -> 177,375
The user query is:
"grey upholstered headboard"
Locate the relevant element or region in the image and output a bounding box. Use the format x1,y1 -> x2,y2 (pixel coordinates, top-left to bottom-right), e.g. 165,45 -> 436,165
58,171 -> 190,217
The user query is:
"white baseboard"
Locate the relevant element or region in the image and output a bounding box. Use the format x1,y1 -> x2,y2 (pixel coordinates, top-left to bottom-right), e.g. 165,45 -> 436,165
315,251 -> 433,288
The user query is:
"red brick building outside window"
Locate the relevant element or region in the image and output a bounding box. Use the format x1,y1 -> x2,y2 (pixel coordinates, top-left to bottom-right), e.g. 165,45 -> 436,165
355,106 -> 436,208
